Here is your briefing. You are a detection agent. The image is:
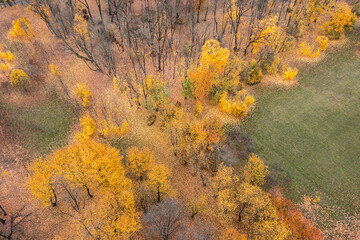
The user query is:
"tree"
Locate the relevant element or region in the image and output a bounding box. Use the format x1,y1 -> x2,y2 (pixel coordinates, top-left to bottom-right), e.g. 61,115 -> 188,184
188,67 -> 212,101
147,164 -> 173,202
199,40 -> 230,74
220,227 -> 247,240
126,147 -> 154,180
143,198 -> 187,240
212,164 -> 239,218
243,154 -> 269,187
271,188 -> 323,240
27,139 -> 140,239
322,2 -> 356,39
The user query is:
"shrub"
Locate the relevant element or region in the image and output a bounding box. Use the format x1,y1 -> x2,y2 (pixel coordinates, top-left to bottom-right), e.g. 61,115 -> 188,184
10,69 -> 31,89
75,83 -> 92,107
261,53 -> 281,75
283,67 -> 298,81
246,60 -> 262,85
322,2 -> 356,39
316,36 -> 328,52
9,17 -> 34,40
298,42 -> 320,58
219,90 -> 255,117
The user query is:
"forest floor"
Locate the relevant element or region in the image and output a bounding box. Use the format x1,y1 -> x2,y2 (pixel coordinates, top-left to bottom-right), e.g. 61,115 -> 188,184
241,31 -> 360,222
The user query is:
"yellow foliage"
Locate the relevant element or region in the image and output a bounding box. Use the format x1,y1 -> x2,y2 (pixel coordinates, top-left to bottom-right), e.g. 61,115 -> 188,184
74,12 -> 89,41
200,39 -> 230,73
126,147 -> 154,179
299,42 -> 320,58
9,17 -> 34,39
10,69 -> 31,88
90,102 -> 129,139
251,15 -> 285,54
243,154 -> 269,187
188,67 -> 212,101
76,113 -> 96,140
219,90 -> 255,117
251,219 -> 291,240
49,63 -> 60,76
0,45 -> 15,73
195,100 -> 203,117
27,139 -> 140,238
190,194 -> 207,217
282,67 -> 298,81
322,2 -> 356,39
317,36 -> 329,52
213,164 -> 239,217
220,227 -> 248,240
147,164 -> 173,202
75,83 -> 92,107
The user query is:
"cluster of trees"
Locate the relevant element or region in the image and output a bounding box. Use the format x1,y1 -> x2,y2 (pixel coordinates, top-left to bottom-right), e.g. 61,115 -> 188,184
1,0 -> 359,239
24,0 -> 355,105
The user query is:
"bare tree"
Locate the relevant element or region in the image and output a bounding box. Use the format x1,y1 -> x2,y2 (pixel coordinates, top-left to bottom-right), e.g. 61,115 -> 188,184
143,198 -> 187,240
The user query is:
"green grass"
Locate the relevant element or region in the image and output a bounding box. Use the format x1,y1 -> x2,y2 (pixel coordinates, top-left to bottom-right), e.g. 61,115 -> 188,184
1,96 -> 78,156
242,34 -> 360,218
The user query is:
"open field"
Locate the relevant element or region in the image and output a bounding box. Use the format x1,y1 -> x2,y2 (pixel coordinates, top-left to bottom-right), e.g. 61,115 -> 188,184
242,33 -> 360,218
0,95 -> 77,156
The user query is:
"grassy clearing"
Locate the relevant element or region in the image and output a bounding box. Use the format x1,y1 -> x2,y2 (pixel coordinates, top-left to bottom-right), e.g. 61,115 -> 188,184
241,33 -> 360,218
1,95 -> 77,156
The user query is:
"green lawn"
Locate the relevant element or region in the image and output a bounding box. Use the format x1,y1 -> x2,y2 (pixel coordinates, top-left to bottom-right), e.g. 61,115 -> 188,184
242,34 -> 360,218
1,96 -> 77,156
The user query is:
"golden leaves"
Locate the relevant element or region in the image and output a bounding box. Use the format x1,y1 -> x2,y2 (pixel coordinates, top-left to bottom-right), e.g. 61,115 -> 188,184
75,83 -> 92,107
9,17 -> 34,40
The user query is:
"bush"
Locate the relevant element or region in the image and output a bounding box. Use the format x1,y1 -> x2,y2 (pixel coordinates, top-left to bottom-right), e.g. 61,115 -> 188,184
282,67 -> 298,81
219,90 -> 255,117
75,83 -> 92,107
316,36 -> 329,52
245,60 -> 262,85
261,53 -> 281,75
10,69 -> 31,89
298,42 -> 320,58
322,2 -> 356,39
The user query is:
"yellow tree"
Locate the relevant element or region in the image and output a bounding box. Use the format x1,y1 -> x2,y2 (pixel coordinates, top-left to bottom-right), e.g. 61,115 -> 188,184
243,154 -> 269,187
212,164 -> 239,219
188,67 -> 212,101
246,15 -> 285,56
199,39 -> 230,74
236,182 -> 290,239
27,139 -> 140,239
126,147 -> 154,180
147,164 -> 173,203
322,2 -> 356,39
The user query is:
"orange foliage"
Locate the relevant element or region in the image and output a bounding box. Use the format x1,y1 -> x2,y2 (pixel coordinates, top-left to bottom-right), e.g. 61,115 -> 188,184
271,188 -> 323,240
220,227 -> 247,240
188,67 -> 212,101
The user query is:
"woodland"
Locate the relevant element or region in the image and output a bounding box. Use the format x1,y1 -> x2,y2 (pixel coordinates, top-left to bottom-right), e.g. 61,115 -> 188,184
0,0 -> 359,239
